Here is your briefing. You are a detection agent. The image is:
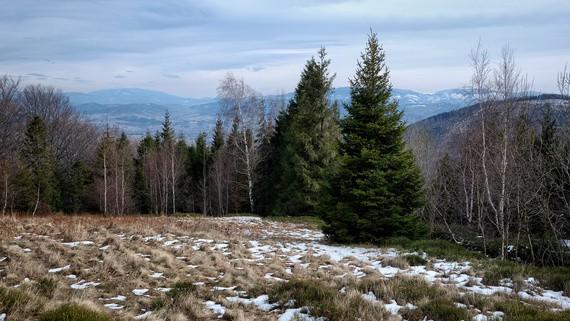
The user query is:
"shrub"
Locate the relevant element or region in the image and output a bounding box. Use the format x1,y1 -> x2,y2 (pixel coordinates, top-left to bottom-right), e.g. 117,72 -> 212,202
39,304 -> 114,321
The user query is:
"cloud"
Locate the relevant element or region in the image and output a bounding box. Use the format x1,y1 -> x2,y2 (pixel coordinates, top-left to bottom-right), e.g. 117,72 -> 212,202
0,0 -> 568,95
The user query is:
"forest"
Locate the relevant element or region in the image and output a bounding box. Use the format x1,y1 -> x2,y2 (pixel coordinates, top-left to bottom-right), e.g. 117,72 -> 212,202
1,33 -> 569,267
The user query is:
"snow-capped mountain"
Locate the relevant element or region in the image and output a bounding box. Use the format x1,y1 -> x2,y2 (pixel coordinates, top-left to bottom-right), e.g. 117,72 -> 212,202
67,87 -> 476,140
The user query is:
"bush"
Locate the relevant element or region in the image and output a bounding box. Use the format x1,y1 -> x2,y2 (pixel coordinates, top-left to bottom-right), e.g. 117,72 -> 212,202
40,304 -> 114,321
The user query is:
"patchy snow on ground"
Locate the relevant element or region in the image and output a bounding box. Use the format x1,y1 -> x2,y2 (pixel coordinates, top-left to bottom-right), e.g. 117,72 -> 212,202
132,288 -> 149,296
5,215 -> 569,321
204,300 -> 226,318
48,265 -> 70,273
226,294 -> 279,311
70,280 -> 100,290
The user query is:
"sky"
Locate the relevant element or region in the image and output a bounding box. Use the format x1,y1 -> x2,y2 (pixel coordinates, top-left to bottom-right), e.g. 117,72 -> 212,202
1,0 -> 569,97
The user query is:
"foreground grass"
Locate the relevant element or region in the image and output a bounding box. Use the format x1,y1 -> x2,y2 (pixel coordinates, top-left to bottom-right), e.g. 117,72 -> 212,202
40,304 -> 115,321
268,279 -> 390,321
1,214 -> 569,321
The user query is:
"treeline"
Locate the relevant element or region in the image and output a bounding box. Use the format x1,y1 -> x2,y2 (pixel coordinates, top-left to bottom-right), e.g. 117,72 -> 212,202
409,44 -> 570,265
0,33 -> 423,244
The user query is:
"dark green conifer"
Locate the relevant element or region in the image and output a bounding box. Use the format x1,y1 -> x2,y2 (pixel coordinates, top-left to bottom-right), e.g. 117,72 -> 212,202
271,48 -> 340,216
322,32 -> 425,242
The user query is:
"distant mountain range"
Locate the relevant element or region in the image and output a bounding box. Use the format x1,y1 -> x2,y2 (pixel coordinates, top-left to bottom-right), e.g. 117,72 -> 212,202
67,87 -> 477,140
407,95 -> 570,154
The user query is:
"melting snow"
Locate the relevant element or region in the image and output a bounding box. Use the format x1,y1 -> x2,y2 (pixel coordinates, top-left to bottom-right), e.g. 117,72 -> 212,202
48,265 -> 70,273
226,294 -> 278,311
134,311 -> 153,320
62,241 -> 94,248
132,288 -> 149,296
204,301 -> 225,318
70,280 -> 100,289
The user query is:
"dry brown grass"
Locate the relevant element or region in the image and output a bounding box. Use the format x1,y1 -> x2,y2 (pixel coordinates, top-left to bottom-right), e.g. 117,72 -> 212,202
1,214 -> 566,321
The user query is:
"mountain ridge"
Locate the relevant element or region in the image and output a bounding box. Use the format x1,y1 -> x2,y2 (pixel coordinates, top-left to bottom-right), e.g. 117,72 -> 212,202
66,87 -> 477,139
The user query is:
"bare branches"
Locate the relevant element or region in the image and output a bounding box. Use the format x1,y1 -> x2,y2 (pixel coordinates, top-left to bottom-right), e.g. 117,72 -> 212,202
558,63 -> 570,98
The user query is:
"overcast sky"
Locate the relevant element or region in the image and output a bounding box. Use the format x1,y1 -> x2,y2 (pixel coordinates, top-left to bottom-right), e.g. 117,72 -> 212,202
1,0 -> 569,97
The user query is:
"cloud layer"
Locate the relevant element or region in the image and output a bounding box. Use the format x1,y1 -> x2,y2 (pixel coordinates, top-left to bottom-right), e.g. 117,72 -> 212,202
1,0 -> 568,96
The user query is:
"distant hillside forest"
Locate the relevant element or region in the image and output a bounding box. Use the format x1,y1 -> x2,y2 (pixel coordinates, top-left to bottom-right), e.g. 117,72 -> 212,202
1,34 -> 569,266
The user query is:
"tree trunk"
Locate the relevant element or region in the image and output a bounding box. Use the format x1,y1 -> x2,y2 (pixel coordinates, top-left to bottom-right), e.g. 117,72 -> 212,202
103,153 -> 107,215
2,172 -> 7,216
32,185 -> 40,216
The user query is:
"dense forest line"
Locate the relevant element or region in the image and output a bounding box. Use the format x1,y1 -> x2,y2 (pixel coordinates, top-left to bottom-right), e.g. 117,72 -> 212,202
1,33 -> 569,266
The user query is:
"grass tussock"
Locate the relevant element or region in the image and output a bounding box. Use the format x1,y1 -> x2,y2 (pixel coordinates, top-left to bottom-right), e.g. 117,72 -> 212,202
493,300 -> 570,321
0,286 -> 45,319
358,276 -> 448,305
269,279 -> 389,321
39,304 -> 115,321
482,260 -> 570,295
404,254 -> 427,266
401,298 -> 471,321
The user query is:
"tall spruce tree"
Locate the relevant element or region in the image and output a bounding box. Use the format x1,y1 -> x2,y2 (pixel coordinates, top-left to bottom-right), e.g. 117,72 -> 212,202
271,48 -> 340,216
18,116 -> 57,214
322,32 -> 425,242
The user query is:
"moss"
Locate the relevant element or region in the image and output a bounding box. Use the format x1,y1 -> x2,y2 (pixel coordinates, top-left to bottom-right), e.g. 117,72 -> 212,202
39,304 -> 115,321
